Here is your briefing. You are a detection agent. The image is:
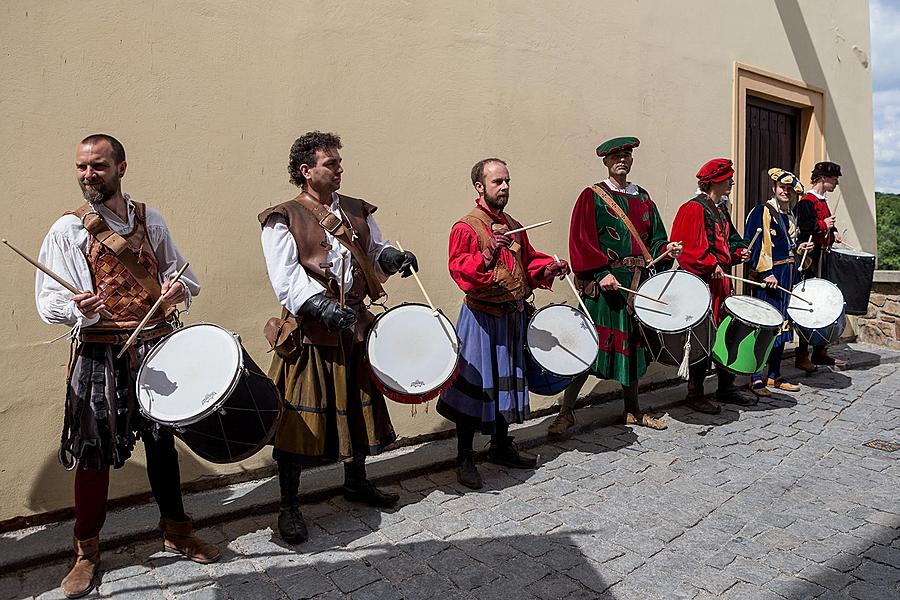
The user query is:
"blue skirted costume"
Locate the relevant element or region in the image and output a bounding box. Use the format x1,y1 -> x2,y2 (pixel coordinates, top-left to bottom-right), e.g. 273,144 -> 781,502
744,198 -> 807,386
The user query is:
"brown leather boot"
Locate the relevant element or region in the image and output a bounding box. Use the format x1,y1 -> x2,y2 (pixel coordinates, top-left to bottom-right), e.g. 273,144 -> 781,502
160,516 -> 221,564
794,350 -> 817,373
811,347 -> 848,368
547,406 -> 576,436
60,536 -> 100,599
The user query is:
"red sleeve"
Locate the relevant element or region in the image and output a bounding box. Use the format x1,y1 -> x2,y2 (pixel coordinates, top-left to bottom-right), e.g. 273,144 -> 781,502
568,187 -> 608,276
520,231 -> 556,290
671,201 -> 717,275
448,221 -> 493,292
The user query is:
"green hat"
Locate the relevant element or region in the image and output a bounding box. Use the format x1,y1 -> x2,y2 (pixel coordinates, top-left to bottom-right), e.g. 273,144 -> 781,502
596,136 -> 640,157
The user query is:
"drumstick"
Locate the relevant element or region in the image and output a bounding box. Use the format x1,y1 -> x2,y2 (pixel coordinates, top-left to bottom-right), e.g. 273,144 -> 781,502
656,265 -> 679,300
647,244 -> 679,269
396,242 -> 437,315
746,227 -> 763,250
116,262 -> 190,359
3,238 -> 114,320
799,234 -> 813,292
721,272 -> 812,305
504,220 -> 552,236
619,285 -> 668,305
554,254 -> 591,317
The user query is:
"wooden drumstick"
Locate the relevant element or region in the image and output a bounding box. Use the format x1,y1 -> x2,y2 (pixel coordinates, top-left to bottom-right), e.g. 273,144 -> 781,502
396,242 -> 437,315
116,262 -> 190,359
504,219 -> 552,236
647,243 -> 680,269
554,254 -> 591,317
619,285 -> 668,305
722,272 -> 812,305
3,238 -> 114,319
746,227 -> 763,250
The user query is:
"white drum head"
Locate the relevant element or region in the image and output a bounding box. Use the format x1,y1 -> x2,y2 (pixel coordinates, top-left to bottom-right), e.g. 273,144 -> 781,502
367,304 -> 459,396
527,304 -> 599,377
136,323 -> 242,426
724,295 -> 783,328
831,247 -> 875,259
634,270 -> 711,333
788,278 -> 844,328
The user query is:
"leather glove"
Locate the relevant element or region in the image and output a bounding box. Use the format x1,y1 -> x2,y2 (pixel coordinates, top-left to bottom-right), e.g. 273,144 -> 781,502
482,230 -> 513,266
298,292 -> 357,332
379,247 -> 418,277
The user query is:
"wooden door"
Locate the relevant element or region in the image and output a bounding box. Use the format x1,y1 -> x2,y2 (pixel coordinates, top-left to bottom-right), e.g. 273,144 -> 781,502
745,96 -> 801,216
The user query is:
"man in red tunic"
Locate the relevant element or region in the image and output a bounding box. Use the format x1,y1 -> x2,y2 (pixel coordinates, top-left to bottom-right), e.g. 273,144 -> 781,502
794,161 -> 847,370
438,158 -> 568,489
671,158 -> 752,413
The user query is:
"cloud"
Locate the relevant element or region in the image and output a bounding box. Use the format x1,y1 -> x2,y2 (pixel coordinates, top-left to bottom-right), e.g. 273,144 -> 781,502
872,0 -> 900,191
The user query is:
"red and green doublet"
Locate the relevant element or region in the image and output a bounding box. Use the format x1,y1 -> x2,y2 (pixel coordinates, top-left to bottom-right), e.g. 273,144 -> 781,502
569,181 -> 672,385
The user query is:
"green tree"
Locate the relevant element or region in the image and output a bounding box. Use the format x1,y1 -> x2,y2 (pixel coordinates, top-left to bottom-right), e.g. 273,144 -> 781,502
876,192 -> 900,270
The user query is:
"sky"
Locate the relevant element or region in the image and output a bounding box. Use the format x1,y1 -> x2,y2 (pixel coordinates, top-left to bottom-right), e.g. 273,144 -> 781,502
872,0 -> 900,192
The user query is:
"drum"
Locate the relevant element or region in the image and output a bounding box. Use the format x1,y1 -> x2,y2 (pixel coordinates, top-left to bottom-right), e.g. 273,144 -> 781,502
367,303 -> 460,404
136,323 -> 281,464
827,247 -> 875,315
788,277 -> 846,346
525,304 -> 599,395
712,295 -> 783,375
633,270 -> 713,368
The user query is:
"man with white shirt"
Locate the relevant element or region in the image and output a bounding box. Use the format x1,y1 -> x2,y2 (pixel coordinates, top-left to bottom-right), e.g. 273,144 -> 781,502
259,131 -> 417,544
36,134 -> 219,599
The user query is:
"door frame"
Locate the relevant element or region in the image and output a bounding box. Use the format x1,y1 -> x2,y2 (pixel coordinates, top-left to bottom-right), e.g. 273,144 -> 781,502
732,63 -> 826,228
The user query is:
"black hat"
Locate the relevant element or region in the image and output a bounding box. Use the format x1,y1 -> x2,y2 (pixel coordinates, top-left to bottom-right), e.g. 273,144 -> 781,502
812,161 -> 842,178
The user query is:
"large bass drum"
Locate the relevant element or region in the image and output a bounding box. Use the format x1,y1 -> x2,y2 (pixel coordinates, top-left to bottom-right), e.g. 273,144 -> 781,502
136,323 -> 281,464
633,270 -> 713,368
827,247 -> 875,316
366,303 -> 460,404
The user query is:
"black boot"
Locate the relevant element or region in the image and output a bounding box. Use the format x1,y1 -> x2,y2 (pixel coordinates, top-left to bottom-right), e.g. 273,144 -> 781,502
456,450 -> 483,490
276,462 -> 308,544
343,457 -> 399,508
486,436 -> 537,469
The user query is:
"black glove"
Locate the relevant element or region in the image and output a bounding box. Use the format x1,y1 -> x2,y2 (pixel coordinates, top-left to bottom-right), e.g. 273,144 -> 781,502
298,292 -> 357,332
379,247 -> 418,277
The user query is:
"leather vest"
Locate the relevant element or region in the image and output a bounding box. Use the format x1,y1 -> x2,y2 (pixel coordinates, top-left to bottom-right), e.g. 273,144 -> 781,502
457,206 -> 530,305
66,202 -> 168,331
258,193 -> 380,345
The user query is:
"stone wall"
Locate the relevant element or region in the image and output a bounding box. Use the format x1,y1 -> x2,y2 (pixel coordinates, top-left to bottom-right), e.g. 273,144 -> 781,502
859,271 -> 900,349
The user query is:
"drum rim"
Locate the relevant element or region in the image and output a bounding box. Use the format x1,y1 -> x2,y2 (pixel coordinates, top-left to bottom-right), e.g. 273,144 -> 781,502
135,322 -> 245,426
633,269 -> 712,333
722,294 -> 784,329
829,247 -> 875,258
525,303 -> 599,379
787,277 -> 846,327
365,302 -> 461,398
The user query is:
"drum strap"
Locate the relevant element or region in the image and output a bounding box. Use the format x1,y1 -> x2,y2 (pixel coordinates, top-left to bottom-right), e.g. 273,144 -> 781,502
70,203 -> 164,299
591,185 -> 652,262
292,193 -> 386,301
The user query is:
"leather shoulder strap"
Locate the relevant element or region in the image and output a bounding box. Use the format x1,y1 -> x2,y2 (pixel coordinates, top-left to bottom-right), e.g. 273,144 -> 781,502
75,202 -> 163,298
591,184 -> 652,261
293,193 -> 386,301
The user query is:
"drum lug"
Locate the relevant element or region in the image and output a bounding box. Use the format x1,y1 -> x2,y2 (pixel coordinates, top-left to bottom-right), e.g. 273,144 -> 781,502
219,408 -> 227,416
174,426 -> 185,434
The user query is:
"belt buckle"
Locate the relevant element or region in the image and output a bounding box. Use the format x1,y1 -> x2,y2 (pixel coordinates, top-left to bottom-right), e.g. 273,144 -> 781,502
319,213 -> 342,234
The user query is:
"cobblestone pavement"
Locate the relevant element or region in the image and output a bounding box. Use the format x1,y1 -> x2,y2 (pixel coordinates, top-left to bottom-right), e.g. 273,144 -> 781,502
4,360 -> 900,600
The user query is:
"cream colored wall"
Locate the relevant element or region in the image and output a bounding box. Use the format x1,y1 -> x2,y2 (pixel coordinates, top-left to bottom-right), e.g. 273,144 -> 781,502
0,0 -> 872,522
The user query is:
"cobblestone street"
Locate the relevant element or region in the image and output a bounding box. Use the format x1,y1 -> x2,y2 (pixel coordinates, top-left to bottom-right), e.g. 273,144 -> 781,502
4,359 -> 900,600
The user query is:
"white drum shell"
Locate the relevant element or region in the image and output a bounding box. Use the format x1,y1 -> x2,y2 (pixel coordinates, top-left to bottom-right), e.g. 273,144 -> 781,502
788,278 -> 844,328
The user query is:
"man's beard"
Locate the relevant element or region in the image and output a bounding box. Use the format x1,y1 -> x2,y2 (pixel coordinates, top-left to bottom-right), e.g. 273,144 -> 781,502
79,179 -> 117,204
483,191 -> 508,211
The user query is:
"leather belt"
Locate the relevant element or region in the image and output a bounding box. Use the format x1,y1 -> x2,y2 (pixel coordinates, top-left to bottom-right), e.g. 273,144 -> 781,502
78,323 -> 174,345
464,296 -> 525,317
609,257 -> 647,269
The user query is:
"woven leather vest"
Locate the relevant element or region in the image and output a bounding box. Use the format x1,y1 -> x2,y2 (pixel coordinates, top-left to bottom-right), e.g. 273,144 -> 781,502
66,202 -> 167,331
458,206 -> 529,304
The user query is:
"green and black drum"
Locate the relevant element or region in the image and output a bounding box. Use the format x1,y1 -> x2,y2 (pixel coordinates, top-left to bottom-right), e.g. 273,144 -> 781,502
712,295 -> 783,375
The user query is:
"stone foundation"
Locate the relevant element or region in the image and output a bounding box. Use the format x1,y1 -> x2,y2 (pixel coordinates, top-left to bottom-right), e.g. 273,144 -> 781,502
858,271 -> 900,349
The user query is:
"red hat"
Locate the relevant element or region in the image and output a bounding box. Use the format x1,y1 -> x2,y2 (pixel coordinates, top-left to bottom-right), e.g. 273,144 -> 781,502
696,158 -> 734,183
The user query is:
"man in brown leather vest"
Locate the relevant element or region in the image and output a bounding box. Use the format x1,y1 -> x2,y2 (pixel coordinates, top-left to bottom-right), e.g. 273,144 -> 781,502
259,131 -> 418,544
437,158 -> 569,490
36,134 -> 219,599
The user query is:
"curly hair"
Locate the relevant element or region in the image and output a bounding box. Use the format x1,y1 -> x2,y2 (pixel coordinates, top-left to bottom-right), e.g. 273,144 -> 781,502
80,133 -> 126,164
288,131 -> 342,188
470,158 -> 507,187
